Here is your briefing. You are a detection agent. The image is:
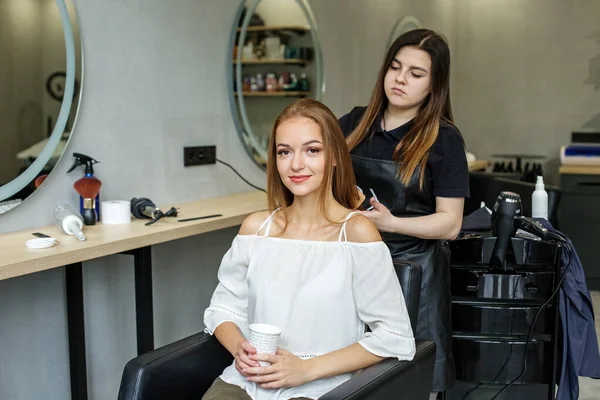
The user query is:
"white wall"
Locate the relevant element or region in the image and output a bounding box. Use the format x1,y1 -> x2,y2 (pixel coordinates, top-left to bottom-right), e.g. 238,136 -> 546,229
451,0 -> 600,183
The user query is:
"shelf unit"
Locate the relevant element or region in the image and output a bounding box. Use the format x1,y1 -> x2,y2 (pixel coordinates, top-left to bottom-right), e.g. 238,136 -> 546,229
233,24 -> 317,170
235,91 -> 309,98
447,236 -> 561,400
237,25 -> 309,35
233,58 -> 306,66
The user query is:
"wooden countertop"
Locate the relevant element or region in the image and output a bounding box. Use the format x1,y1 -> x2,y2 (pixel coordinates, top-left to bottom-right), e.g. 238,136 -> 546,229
0,191 -> 267,282
559,165 -> 600,176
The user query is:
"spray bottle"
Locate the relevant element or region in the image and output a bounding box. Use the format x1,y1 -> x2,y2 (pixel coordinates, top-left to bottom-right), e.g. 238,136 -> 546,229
531,175 -> 548,220
67,153 -> 101,221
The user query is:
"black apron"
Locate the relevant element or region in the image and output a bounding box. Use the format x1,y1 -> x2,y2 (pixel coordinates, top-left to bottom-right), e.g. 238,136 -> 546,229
351,154 -> 455,392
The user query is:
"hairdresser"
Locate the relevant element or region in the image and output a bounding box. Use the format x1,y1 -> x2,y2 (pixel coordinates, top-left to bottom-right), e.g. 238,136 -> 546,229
339,29 -> 469,398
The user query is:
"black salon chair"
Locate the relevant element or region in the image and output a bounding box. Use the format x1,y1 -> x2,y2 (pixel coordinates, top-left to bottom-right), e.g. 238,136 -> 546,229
117,260 -> 436,400
465,173 -> 562,228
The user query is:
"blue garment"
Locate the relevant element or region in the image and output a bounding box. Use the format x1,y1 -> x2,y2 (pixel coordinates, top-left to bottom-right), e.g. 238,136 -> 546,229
539,220 -> 600,400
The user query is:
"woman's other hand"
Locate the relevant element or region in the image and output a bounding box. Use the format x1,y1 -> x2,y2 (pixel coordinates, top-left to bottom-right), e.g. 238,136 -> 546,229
243,348 -> 313,388
235,340 -> 259,377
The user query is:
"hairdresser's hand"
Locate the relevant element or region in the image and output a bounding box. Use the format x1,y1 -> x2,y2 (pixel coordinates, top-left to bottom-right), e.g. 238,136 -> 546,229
235,340 -> 260,377
360,197 -> 395,232
243,348 -> 312,389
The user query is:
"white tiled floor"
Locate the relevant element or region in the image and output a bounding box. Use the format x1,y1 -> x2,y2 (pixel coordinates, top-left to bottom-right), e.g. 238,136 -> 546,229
430,291 -> 600,400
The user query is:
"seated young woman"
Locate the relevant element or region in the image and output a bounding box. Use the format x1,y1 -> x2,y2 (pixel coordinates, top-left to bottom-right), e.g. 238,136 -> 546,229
202,98 -> 415,400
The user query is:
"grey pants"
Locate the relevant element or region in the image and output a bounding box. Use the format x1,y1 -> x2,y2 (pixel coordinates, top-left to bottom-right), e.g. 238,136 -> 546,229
202,378 -> 312,400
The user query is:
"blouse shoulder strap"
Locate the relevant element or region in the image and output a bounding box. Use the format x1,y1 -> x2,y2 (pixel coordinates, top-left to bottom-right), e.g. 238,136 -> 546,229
338,211 -> 361,242
256,207 -> 281,237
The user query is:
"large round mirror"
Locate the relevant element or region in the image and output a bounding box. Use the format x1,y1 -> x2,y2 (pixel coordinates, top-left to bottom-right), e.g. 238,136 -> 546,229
388,16 -> 423,49
229,0 -> 324,169
0,0 -> 81,213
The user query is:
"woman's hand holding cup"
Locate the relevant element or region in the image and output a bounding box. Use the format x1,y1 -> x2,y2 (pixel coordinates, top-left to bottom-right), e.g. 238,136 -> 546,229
235,340 -> 259,377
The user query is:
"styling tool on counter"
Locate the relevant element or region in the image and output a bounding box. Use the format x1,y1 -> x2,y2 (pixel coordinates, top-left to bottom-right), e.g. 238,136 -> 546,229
178,214 -> 222,222
32,232 -> 60,244
100,200 -> 131,224
54,203 -> 86,241
130,197 -> 178,226
68,152 -> 101,221
73,176 -> 102,226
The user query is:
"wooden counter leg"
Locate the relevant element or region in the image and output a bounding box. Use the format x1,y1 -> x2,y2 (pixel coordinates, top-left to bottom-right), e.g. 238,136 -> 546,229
65,262 -> 88,400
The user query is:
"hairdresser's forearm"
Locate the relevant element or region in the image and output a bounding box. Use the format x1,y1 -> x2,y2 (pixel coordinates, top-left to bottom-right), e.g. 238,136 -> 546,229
214,322 -> 246,357
390,212 -> 461,240
305,343 -> 384,381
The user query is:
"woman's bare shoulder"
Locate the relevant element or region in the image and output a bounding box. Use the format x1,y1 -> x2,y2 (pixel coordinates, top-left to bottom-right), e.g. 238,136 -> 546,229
239,211 -> 272,235
344,213 -> 382,243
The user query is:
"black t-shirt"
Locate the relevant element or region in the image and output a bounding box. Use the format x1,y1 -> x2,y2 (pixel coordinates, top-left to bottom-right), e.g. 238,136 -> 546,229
339,106 -> 470,198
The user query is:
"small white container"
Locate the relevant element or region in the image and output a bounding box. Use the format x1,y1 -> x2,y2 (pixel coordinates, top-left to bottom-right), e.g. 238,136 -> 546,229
532,176 -> 548,220
25,238 -> 57,249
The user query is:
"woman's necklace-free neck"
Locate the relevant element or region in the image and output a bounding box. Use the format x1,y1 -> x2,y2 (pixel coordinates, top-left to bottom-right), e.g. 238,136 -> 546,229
383,108 -> 417,132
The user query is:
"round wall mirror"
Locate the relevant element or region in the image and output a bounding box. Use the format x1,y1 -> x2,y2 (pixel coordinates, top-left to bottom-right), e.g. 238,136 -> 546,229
0,0 -> 81,213
228,0 -> 324,170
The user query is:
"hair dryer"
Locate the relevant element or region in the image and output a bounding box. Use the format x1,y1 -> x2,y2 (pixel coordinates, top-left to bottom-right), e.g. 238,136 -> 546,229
489,191 -> 522,268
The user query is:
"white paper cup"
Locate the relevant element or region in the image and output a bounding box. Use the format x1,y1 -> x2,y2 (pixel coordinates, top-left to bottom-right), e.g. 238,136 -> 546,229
249,323 -> 281,366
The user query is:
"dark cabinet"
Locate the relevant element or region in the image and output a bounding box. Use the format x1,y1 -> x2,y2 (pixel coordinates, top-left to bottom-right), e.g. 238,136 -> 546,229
560,173 -> 600,290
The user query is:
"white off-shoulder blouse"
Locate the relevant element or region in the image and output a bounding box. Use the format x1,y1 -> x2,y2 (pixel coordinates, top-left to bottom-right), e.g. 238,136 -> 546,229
203,210 -> 415,400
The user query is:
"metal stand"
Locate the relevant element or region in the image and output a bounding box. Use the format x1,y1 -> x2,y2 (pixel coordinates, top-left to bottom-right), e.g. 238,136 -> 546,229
128,246 -> 154,354
65,262 -> 87,400
64,246 -> 155,400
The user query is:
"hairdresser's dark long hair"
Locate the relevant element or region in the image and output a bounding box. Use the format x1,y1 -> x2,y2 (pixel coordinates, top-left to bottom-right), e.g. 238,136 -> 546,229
346,29 -> 455,188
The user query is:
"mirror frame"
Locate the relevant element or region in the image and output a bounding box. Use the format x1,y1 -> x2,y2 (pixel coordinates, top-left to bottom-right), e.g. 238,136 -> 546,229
388,16 -> 423,48
227,0 -> 324,170
0,0 -> 80,202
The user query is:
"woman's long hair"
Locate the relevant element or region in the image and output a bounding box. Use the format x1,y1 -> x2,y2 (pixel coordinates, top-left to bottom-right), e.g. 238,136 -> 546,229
346,29 -> 455,188
266,99 -> 359,228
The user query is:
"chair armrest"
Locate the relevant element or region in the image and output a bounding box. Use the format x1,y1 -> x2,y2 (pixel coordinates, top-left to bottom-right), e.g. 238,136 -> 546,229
117,332 -> 232,400
319,340 -> 436,400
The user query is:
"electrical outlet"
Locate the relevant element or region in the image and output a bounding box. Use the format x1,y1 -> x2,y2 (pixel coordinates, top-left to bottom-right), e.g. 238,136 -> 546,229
183,145 -> 216,166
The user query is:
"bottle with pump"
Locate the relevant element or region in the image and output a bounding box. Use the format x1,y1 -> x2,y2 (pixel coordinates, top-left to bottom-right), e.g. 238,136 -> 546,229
67,153 -> 101,221
531,175 -> 548,220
